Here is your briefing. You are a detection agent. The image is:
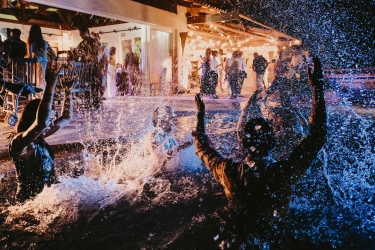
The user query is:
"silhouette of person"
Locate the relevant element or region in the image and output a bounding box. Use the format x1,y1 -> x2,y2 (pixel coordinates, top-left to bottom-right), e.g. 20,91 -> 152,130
28,24 -> 57,91
252,52 -> 268,90
72,26 -> 101,108
3,28 -> 26,58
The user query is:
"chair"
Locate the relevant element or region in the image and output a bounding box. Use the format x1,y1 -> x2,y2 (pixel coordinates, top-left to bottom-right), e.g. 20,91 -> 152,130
0,58 -> 42,126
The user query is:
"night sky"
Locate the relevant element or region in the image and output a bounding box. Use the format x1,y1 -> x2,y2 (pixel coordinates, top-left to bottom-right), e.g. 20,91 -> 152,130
221,0 -> 375,69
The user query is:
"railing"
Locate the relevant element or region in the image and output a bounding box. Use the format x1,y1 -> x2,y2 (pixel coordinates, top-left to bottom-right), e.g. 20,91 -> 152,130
325,67 -> 375,90
324,67 -> 375,105
0,58 -> 42,126
10,57 -> 39,86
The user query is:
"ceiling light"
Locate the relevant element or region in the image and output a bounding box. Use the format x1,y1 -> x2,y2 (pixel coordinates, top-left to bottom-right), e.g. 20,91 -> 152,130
0,13 -> 17,20
46,8 -> 58,11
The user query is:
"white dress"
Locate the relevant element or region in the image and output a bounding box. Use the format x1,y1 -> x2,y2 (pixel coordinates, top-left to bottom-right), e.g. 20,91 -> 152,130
107,64 -> 117,97
30,40 -> 54,91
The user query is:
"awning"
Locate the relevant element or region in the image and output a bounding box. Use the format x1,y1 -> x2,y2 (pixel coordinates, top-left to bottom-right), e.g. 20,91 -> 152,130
181,1 -> 301,49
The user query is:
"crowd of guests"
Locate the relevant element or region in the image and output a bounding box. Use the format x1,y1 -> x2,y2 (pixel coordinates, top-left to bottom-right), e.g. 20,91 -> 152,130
2,25 -> 329,247
69,26 -> 136,106
60,26 -> 142,107
199,48 -> 267,99
197,47 -> 309,99
2,25 -> 314,202
0,26 -> 57,92
115,48 -> 141,96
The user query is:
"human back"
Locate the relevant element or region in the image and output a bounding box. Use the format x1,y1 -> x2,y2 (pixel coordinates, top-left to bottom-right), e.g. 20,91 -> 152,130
226,56 -> 239,75
28,24 -> 56,91
253,54 -> 267,74
28,25 -> 54,68
3,28 -> 26,58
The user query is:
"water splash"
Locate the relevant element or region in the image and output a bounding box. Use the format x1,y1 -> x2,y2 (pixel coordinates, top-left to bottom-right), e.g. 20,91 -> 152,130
1,88 -> 374,248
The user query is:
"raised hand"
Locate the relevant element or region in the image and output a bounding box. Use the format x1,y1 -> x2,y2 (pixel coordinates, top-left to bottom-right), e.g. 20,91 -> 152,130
195,94 -> 205,133
43,62 -> 60,95
195,93 -> 205,114
250,89 -> 262,103
308,57 -> 324,88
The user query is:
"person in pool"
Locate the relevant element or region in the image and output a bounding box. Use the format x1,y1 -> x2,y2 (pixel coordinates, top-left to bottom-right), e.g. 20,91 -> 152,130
192,57 -> 327,220
8,62 -> 74,202
144,106 -> 179,157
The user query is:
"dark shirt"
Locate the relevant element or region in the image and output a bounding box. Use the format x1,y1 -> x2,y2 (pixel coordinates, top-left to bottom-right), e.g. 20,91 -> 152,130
75,37 -> 99,63
9,137 -> 55,201
192,115 -> 326,219
124,52 -> 139,69
192,131 -> 291,218
252,55 -> 268,75
200,56 -> 210,77
3,37 -> 27,58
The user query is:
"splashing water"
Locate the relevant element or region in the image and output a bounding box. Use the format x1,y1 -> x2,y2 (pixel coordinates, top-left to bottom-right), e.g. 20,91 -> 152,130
1,99 -> 203,238
1,86 -> 375,248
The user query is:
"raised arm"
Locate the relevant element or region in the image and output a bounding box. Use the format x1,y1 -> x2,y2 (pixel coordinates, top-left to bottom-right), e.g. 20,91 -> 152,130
192,94 -> 218,157
192,94 -> 233,192
285,57 -> 327,184
237,89 -> 263,146
192,94 -> 243,202
43,73 -> 74,138
194,94 -> 206,134
10,62 -> 59,153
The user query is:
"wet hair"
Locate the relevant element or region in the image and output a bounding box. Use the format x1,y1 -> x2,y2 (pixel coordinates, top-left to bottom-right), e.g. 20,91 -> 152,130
110,47 -> 116,56
152,106 -> 174,127
91,32 -> 100,39
78,26 -> 90,35
16,99 -> 41,133
242,118 -> 275,151
11,29 -> 21,38
212,50 -> 218,56
28,25 -> 44,54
